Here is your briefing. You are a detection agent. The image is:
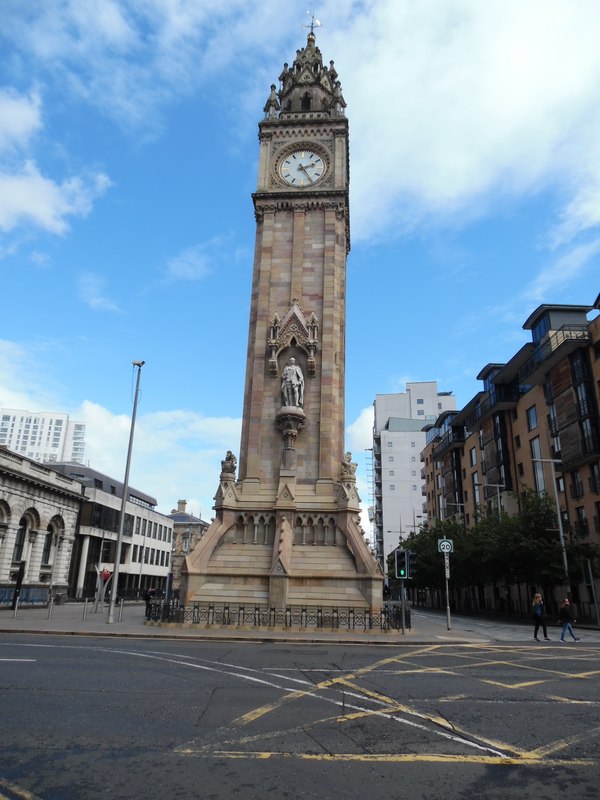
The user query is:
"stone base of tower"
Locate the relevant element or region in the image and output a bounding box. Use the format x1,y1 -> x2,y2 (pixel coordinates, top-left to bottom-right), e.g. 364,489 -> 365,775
181,475 -> 384,613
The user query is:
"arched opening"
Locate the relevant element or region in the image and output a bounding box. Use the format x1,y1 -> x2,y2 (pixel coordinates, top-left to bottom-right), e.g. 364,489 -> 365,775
12,517 -> 27,562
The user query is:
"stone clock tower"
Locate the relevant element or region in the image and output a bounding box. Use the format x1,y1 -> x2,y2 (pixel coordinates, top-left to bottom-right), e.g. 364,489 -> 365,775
182,31 -> 382,612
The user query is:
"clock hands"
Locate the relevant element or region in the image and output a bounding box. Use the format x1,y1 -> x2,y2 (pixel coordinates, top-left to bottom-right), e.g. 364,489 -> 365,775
298,162 -> 315,183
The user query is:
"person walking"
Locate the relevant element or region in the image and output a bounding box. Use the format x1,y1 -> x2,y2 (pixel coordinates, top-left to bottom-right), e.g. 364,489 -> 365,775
558,598 -> 580,643
532,592 -> 551,641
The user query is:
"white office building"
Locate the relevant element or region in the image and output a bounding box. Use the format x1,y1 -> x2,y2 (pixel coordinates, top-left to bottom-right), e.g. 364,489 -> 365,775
372,383 -> 456,567
0,408 -> 85,465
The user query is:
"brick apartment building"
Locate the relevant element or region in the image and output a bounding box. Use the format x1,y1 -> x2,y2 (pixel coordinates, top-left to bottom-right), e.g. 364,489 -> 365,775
421,297 -> 600,611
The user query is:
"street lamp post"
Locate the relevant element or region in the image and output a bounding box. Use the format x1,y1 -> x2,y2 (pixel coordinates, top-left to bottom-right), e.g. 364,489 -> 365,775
107,360 -> 145,624
532,458 -> 569,582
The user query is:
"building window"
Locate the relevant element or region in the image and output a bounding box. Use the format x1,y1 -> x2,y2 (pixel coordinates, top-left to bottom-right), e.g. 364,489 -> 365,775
531,437 -> 545,492
417,410 -> 424,415
518,462 -> 524,476
389,456 -> 394,462
41,528 -> 53,565
389,470 -> 395,476
469,447 -> 477,466
515,435 -> 521,449
12,519 -> 27,562
389,485 -> 395,491
526,406 -> 538,431
387,441 -> 393,447
417,399 -> 424,404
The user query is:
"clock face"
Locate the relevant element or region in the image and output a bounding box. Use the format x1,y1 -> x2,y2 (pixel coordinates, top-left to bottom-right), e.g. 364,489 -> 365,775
279,149 -> 326,186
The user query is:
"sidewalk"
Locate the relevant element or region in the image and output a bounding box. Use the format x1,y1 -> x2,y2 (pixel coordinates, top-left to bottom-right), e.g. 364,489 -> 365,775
4,602 -> 595,645
0,601 -> 493,645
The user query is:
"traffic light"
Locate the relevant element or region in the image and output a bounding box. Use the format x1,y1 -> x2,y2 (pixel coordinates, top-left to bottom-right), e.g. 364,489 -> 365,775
395,548 -> 408,579
395,549 -> 415,579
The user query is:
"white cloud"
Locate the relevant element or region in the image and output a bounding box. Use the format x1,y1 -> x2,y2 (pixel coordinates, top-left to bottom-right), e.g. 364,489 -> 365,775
0,89 -> 41,152
325,0 -> 600,246
524,238 -> 600,303
78,272 -> 121,311
78,400 -> 242,516
0,339 -> 63,410
0,160 -> 111,235
346,406 -> 374,454
0,339 -> 243,518
164,243 -> 214,282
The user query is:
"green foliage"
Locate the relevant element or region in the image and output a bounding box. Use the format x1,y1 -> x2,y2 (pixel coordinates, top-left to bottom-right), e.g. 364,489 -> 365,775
407,487 -> 591,592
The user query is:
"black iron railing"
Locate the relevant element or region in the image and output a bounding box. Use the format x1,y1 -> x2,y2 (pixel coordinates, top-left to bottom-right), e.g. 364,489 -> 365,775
145,601 -> 410,631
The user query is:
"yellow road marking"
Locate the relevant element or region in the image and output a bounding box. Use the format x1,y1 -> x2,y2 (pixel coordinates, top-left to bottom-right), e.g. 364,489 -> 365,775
205,750 -> 594,766
337,679 -> 453,729
482,679 -> 548,689
0,779 -> 42,800
234,645 -> 442,725
527,726 -> 600,759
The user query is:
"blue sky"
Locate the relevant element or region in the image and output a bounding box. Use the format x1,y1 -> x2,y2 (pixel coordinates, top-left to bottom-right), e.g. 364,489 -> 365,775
1,1 -> 599,528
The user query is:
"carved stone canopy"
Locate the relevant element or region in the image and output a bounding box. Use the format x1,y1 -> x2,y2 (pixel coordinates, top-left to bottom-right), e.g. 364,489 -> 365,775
268,301 -> 319,377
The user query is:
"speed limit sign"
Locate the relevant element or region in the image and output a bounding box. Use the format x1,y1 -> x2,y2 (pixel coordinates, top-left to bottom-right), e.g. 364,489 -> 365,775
438,538 -> 454,553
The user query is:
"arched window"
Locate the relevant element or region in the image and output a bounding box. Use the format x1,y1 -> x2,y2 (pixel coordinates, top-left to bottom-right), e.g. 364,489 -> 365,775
42,524 -> 54,565
12,518 -> 27,562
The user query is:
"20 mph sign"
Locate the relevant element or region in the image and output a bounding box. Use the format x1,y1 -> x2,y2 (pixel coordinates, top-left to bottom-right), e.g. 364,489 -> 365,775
438,538 -> 453,553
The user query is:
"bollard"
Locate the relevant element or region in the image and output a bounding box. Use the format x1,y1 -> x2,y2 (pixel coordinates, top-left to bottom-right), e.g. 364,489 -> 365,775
118,598 -> 124,622
13,596 -> 20,619
47,597 -> 54,620
83,598 -> 88,621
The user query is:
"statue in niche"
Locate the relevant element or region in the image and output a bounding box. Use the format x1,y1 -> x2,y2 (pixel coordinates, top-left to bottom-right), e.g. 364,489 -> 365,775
281,358 -> 304,408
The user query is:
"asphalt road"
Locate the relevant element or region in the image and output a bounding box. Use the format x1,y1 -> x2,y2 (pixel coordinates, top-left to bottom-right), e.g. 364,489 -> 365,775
1,632 -> 599,800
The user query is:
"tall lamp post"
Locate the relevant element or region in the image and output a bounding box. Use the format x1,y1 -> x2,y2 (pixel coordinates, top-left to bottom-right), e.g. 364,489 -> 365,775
532,457 -> 569,582
107,360 -> 145,624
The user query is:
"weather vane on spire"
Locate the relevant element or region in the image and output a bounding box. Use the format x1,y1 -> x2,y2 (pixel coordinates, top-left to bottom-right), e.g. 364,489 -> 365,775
305,9 -> 322,34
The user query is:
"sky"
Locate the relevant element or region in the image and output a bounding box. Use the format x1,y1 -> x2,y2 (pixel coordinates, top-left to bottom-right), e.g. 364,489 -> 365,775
1,0 -> 599,530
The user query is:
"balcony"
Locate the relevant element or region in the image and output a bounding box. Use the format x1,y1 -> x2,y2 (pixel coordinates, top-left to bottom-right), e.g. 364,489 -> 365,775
432,428 -> 465,460
573,519 -> 589,538
561,432 -> 600,470
570,482 -> 585,500
518,324 -> 590,385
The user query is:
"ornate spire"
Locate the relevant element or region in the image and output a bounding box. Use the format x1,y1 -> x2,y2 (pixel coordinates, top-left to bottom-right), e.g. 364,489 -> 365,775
263,31 -> 346,119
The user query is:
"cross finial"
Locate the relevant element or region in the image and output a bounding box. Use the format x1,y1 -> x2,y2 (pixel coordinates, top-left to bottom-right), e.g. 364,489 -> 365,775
304,9 -> 322,35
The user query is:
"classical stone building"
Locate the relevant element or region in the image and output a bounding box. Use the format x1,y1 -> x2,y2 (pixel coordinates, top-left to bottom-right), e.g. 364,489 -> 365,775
0,447 -> 82,605
168,500 -> 209,598
182,30 -> 382,610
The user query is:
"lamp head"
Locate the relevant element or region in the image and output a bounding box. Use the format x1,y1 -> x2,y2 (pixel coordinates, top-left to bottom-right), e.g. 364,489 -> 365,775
132,360 -> 145,367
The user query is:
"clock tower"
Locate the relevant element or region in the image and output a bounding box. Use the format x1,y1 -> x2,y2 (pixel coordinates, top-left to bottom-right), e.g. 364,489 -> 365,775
182,30 -> 382,612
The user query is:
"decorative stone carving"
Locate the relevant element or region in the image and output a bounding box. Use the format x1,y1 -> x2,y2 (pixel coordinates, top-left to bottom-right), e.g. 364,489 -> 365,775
340,451 -> 357,480
263,84 -> 280,119
267,302 -> 319,378
220,450 -> 237,479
